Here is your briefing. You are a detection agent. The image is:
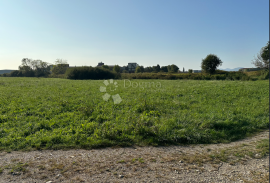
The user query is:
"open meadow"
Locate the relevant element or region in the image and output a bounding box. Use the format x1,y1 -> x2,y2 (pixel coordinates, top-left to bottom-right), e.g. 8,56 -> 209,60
0,78 -> 268,151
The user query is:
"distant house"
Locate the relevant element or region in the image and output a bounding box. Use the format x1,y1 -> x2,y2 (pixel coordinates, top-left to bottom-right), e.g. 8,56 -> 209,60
193,70 -> 202,73
239,68 -> 263,72
97,62 -> 104,67
127,63 -> 138,73
95,62 -> 138,73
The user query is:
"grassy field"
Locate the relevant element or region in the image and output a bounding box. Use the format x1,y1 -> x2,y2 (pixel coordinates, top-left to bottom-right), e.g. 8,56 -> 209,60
0,78 -> 268,151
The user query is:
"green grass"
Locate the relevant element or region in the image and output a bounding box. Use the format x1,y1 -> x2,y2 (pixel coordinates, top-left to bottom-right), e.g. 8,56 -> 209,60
256,139 -> 269,157
0,78 -> 268,151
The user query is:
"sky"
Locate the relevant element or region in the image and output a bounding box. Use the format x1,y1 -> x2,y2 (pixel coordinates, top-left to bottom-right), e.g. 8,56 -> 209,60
0,0 -> 269,70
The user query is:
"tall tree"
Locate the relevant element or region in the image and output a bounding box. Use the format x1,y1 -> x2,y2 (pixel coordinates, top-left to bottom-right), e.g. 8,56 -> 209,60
32,59 -> 51,77
156,64 -> 160,72
139,66 -> 144,73
160,66 -> 168,72
135,66 -> 142,73
102,65 -> 110,70
152,65 -> 158,73
252,41 -> 269,69
144,66 -> 153,73
201,54 -> 223,74
52,59 -> 69,75
167,64 -> 179,73
19,58 -> 50,77
113,65 -> 120,73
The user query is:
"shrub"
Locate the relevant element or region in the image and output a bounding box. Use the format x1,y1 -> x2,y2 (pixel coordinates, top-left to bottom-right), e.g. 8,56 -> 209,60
258,69 -> 269,80
165,74 -> 176,80
10,70 -> 20,77
122,70 -> 128,73
66,66 -> 118,80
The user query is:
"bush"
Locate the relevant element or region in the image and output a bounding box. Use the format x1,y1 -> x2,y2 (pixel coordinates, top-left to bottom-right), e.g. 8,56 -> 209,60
122,70 -> 128,73
258,69 -> 269,80
215,70 -> 229,74
66,66 -> 118,80
10,70 -> 24,77
165,74 -> 176,80
48,73 -> 67,79
223,72 -> 250,81
10,70 -> 20,77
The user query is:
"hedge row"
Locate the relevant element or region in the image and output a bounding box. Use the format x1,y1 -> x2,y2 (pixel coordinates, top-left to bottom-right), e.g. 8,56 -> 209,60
120,72 -> 252,81
65,67 -> 120,80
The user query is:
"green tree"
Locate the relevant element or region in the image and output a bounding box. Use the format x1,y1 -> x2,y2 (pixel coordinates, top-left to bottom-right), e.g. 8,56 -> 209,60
252,41 -> 269,69
102,65 -> 110,70
160,66 -> 168,72
152,65 -> 160,73
113,65 -> 121,73
156,64 -> 160,72
10,70 -> 21,77
135,66 -> 142,73
262,41 -> 269,61
152,66 -> 158,73
19,58 -> 34,72
188,69 -> 193,73
139,66 -> 144,73
144,66 -> 153,73
32,59 -> 51,77
201,54 -> 223,74
52,59 -> 69,75
19,58 -> 50,77
167,64 -> 179,73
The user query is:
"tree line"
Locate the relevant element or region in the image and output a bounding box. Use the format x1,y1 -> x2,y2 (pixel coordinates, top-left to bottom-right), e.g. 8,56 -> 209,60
97,64 -> 181,73
6,58 -> 69,78
1,41 -> 268,78
134,64 -> 180,73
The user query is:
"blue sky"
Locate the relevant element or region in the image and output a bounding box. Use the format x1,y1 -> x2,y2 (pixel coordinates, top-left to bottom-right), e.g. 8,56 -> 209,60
0,0 -> 269,70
